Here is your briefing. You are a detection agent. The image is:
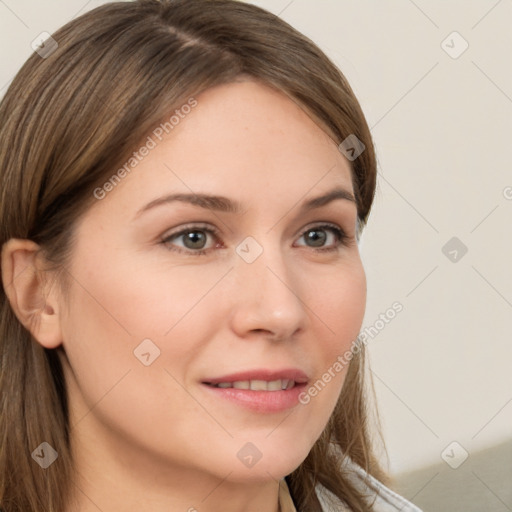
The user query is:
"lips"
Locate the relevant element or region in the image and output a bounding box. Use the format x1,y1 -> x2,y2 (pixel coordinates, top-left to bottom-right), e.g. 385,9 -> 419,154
201,369 -> 310,412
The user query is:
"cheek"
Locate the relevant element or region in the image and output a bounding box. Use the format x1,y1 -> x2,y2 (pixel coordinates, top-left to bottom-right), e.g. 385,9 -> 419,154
59,247 -> 222,416
307,260 -> 366,353
64,242 -> 218,339
299,261 -> 366,411
310,261 -> 366,390
59,263 -> 210,459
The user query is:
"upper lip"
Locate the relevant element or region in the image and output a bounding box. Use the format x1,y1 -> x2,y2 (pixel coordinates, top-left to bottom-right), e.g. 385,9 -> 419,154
202,368 -> 309,385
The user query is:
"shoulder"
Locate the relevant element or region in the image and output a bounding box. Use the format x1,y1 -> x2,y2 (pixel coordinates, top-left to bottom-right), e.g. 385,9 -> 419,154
314,456 -> 424,512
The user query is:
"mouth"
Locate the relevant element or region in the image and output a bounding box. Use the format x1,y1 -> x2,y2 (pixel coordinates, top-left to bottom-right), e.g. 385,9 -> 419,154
203,378 -> 298,391
200,368 -> 309,413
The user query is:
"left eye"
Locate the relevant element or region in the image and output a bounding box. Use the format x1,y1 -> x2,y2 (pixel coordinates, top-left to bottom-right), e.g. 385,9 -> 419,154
295,225 -> 348,250
161,223 -> 348,255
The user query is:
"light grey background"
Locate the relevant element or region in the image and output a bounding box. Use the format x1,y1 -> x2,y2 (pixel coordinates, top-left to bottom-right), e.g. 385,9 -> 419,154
1,1 -> 511,510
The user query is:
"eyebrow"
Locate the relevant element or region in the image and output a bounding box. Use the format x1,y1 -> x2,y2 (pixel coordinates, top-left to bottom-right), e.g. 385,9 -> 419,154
133,187 -> 356,220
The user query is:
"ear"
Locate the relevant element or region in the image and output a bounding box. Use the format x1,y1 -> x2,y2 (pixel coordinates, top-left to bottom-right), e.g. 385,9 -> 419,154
1,238 -> 63,349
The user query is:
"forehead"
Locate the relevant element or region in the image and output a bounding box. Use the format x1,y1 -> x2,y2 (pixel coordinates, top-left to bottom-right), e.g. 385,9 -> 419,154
88,79 -> 355,222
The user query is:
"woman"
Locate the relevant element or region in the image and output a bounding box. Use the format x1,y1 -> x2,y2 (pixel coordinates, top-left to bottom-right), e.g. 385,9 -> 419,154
0,1 -> 422,510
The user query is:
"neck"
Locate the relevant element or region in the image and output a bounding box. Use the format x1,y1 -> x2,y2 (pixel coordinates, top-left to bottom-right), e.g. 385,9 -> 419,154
66,421 -> 281,512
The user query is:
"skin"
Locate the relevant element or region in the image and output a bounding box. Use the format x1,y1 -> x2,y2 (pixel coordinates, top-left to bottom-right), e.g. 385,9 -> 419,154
2,80 -> 366,512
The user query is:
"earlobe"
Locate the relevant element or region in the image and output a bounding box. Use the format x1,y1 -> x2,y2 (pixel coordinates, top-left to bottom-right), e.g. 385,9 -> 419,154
1,238 -> 63,349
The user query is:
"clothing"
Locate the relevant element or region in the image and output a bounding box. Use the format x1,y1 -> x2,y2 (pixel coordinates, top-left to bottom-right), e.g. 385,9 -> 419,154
278,456 -> 423,512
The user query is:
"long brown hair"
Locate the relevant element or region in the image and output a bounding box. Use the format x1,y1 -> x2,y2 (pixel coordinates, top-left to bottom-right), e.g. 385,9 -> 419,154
0,1 -> 388,510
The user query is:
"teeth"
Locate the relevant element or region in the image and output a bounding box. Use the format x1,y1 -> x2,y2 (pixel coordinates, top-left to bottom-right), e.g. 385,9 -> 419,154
212,379 -> 296,391
250,379 -> 268,391
267,380 -> 282,391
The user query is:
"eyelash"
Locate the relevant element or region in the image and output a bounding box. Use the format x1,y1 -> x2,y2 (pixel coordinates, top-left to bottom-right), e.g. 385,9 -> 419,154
161,222 -> 350,257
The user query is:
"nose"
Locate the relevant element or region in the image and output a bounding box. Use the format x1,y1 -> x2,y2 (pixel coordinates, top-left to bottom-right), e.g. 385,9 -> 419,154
228,239 -> 308,342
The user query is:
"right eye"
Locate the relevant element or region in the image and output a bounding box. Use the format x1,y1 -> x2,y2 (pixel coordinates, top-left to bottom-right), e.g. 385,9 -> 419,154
161,224 -> 223,256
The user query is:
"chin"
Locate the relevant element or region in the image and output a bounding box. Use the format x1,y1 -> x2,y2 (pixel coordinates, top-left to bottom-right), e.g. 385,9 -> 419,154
218,439 -> 312,484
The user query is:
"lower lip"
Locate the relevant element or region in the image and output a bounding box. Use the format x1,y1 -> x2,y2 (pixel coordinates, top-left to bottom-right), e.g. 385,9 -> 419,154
201,383 -> 307,413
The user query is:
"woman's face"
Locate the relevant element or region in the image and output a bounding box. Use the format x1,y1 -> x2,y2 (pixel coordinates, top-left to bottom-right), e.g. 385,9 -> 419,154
58,80 -> 366,486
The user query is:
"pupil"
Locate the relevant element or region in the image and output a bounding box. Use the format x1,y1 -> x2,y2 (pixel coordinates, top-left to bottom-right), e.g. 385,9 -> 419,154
307,229 -> 325,247
185,231 -> 206,249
